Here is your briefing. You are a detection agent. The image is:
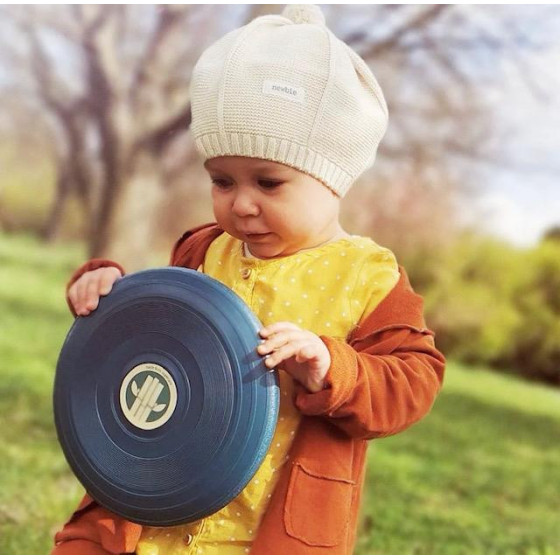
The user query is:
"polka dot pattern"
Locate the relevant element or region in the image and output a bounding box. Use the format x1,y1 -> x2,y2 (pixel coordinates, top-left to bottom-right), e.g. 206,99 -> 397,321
135,232 -> 399,554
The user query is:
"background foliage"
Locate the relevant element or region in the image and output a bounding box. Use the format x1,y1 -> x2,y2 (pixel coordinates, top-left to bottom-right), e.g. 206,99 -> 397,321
404,235 -> 560,384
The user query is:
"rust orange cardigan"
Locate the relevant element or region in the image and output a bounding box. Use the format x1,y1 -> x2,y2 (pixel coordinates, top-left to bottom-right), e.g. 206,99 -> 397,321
53,224 -> 445,555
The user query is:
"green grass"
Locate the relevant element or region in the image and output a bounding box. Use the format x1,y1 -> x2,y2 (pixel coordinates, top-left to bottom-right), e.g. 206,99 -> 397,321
356,362 -> 560,554
0,233 -> 86,554
1,232 -> 559,554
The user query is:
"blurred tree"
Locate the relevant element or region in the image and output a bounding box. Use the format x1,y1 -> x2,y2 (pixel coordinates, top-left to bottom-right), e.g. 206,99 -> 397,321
338,5 -> 558,260
513,240 -> 560,384
0,5 -> 556,268
541,225 -> 560,244
421,233 -> 560,385
0,5 -> 215,266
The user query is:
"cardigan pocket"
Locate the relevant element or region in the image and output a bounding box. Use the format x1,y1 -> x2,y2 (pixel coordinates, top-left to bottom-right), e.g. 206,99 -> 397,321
284,462 -> 356,547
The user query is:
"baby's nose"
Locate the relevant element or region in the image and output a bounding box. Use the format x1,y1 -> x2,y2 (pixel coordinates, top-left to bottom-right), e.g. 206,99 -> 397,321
232,191 -> 260,216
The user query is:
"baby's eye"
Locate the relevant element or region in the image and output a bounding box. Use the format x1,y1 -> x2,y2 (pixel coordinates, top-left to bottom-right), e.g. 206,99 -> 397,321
211,179 -> 232,189
258,180 -> 283,190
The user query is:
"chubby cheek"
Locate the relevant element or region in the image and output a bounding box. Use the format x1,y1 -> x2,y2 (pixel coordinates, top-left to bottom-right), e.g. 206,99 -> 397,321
212,194 -> 233,230
274,208 -> 316,238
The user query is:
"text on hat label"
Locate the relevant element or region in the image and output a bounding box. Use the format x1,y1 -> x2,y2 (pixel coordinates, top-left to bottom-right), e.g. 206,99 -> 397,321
262,80 -> 306,104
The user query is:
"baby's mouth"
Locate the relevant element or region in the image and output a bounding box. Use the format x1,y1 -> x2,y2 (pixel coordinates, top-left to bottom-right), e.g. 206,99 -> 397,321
243,231 -> 271,238
246,233 -> 271,241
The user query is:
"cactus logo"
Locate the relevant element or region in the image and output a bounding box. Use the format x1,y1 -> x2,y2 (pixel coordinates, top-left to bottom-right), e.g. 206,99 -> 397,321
119,363 -> 177,430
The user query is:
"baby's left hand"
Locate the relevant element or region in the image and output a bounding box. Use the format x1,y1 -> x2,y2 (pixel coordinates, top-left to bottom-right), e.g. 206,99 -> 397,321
257,322 -> 331,393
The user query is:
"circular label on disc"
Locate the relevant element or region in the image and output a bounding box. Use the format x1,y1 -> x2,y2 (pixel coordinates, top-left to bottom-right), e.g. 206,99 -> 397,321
119,363 -> 177,430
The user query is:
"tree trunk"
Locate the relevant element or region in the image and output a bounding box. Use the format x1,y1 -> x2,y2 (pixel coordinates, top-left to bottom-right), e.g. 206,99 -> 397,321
92,152 -> 163,271
42,174 -> 70,242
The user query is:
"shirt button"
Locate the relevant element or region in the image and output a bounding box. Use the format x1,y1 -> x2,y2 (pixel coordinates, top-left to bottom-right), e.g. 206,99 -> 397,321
241,268 -> 252,279
183,533 -> 193,546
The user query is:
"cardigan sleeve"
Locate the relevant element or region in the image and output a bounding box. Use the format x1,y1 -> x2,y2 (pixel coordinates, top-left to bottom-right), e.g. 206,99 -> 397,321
64,223 -> 220,317
51,494 -> 142,554
294,327 -> 445,439
293,266 -> 446,440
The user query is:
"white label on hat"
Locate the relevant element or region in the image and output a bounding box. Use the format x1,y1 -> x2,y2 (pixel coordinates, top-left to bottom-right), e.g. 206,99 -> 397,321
263,80 -> 305,104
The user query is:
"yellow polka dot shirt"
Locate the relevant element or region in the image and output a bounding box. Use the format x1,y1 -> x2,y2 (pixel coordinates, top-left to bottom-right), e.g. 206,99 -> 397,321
135,232 -> 399,555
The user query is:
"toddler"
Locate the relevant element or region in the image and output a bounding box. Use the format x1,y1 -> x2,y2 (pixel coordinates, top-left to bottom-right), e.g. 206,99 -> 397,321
53,5 -> 445,555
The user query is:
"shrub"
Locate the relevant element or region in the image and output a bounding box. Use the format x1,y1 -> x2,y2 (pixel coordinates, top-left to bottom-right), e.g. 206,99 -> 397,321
404,233 -> 560,385
511,240 -> 560,384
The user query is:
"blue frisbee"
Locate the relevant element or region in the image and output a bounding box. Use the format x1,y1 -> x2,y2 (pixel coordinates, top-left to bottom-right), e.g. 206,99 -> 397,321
54,267 -> 279,526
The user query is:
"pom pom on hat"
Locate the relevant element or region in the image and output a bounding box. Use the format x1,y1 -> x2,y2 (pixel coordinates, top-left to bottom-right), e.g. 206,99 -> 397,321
282,4 -> 326,26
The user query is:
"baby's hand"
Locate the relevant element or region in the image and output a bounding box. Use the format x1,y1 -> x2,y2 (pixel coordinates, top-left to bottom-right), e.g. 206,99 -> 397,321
67,267 -> 122,316
257,322 -> 331,393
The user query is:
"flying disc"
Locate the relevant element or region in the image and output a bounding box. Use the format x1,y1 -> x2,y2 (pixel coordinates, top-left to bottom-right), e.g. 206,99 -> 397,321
54,267 -> 279,526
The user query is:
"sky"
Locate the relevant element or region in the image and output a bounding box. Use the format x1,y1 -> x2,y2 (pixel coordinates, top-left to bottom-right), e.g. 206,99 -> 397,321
334,4 -> 560,248
341,4 -> 560,248
468,5 -> 560,247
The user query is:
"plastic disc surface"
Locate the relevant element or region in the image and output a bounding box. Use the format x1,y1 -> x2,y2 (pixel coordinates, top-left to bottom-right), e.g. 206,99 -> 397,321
54,267 -> 279,526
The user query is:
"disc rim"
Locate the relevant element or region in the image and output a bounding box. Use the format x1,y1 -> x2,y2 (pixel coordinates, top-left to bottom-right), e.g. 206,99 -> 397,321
54,267 -> 279,525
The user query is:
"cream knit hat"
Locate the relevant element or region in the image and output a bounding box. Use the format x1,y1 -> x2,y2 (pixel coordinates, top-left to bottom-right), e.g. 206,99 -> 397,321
189,4 -> 388,197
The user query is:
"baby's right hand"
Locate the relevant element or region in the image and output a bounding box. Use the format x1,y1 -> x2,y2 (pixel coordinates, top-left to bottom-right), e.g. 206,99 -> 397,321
68,267 -> 123,316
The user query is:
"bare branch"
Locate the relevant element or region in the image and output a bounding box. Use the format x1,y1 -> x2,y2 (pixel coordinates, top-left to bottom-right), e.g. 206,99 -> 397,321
351,5 -> 451,58
133,104 -> 192,160
129,5 -> 190,106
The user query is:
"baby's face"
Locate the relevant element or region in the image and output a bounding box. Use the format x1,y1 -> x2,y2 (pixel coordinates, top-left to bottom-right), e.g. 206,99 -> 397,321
205,156 -> 341,259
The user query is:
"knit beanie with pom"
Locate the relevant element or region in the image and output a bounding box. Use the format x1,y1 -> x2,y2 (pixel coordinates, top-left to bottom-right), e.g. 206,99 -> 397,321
189,4 -> 388,197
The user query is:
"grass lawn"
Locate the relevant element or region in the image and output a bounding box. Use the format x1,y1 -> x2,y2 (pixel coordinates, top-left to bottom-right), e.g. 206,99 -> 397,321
1,232 -> 559,554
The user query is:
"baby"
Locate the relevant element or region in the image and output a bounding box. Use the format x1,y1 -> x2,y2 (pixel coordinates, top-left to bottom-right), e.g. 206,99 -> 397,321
53,5 -> 445,555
